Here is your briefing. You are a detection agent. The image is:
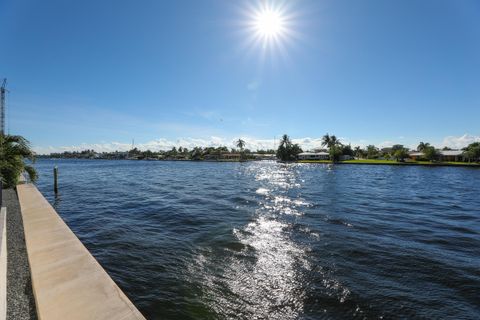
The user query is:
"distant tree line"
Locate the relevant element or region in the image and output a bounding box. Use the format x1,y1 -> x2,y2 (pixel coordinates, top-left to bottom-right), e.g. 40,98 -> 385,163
37,136 -> 480,163
40,145 -> 277,161
275,133 -> 480,163
462,142 -> 480,162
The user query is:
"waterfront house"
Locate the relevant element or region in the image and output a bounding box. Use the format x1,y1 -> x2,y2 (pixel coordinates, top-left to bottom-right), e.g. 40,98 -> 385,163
439,150 -> 465,162
253,153 -> 277,160
409,152 -> 424,161
203,154 -> 218,161
409,150 -> 465,162
175,154 -> 190,160
340,155 -> 354,161
381,147 -> 393,154
221,153 -> 241,161
298,152 -> 330,160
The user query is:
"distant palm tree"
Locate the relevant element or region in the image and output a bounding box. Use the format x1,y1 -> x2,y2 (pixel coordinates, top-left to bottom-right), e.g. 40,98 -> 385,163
354,146 -> 363,159
236,139 -> 246,161
280,134 -> 289,147
321,134 -> 331,149
0,134 -> 37,188
322,134 -> 341,162
236,139 -> 246,151
330,135 -> 339,147
276,134 -> 302,161
322,134 -> 340,148
417,142 -> 430,152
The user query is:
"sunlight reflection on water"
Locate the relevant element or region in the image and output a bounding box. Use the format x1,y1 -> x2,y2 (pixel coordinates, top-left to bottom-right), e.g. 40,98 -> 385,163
214,162 -> 310,319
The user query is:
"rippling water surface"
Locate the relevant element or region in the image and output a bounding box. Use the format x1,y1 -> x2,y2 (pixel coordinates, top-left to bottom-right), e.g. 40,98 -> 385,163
34,160 -> 480,319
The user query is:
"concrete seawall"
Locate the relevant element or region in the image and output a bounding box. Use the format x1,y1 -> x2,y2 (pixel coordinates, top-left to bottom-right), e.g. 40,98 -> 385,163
17,183 -> 145,320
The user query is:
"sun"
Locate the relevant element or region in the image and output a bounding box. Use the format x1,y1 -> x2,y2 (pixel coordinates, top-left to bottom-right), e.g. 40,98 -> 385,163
244,2 -> 294,52
254,9 -> 285,39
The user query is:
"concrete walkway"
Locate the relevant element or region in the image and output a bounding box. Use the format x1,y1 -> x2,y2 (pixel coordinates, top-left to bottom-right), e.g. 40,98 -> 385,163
2,189 -> 37,320
17,183 -> 145,320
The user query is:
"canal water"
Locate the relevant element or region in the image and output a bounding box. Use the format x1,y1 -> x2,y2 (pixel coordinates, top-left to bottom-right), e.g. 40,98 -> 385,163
34,159 -> 480,319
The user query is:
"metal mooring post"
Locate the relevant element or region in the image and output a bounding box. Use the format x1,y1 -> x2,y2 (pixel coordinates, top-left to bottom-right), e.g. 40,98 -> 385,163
54,166 -> 58,194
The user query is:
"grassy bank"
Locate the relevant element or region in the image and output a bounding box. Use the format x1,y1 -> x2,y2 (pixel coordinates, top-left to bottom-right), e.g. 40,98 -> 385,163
298,159 -> 480,167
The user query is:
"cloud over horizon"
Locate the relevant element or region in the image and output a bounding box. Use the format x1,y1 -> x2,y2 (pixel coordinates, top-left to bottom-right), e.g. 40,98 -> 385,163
441,134 -> 480,150
33,134 -> 480,154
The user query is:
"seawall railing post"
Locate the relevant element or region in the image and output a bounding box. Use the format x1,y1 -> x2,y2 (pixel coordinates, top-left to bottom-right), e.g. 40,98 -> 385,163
54,166 -> 58,194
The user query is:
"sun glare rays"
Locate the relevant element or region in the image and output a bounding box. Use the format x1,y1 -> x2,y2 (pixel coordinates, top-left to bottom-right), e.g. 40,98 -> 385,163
241,1 -> 298,62
253,8 -> 286,40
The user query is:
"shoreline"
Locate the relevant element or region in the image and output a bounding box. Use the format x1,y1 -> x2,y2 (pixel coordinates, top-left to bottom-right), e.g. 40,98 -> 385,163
297,160 -> 480,168
37,158 -> 480,168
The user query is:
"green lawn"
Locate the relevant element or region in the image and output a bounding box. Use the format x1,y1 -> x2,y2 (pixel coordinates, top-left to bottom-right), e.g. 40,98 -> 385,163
342,159 -> 398,164
297,160 -> 332,164
298,159 -> 480,167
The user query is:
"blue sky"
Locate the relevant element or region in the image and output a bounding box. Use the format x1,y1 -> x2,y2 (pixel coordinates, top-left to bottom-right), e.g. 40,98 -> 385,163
1,0 -> 479,152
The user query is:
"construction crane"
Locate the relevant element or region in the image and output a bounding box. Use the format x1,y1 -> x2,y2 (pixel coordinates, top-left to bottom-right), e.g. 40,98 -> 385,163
0,78 -> 6,135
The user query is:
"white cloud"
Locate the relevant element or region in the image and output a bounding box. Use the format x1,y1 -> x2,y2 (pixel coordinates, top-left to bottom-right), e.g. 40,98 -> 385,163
33,137 -> 241,154
441,134 -> 480,149
377,141 -> 395,148
33,136 -> 360,154
34,134 -> 480,154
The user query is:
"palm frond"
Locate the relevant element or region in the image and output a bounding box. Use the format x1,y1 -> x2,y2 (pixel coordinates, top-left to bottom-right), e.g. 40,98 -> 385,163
24,165 -> 38,183
0,134 -> 37,187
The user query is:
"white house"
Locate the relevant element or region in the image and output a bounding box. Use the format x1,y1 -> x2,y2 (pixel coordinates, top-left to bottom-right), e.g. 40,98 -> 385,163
409,150 -> 465,162
340,155 -> 354,161
298,152 -> 330,160
253,153 -> 277,160
439,150 -> 465,162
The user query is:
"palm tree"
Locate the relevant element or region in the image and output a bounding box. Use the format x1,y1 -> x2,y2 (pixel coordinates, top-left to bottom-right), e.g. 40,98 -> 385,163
321,134 -> 331,149
393,148 -> 409,162
322,134 -> 340,149
236,139 -> 246,151
280,134 -> 289,147
354,146 -> 363,159
236,139 -> 246,161
321,134 -> 341,162
0,134 -> 38,188
417,142 -> 430,152
423,146 -> 438,161
331,135 -> 339,146
366,145 -> 379,159
276,134 -> 302,161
